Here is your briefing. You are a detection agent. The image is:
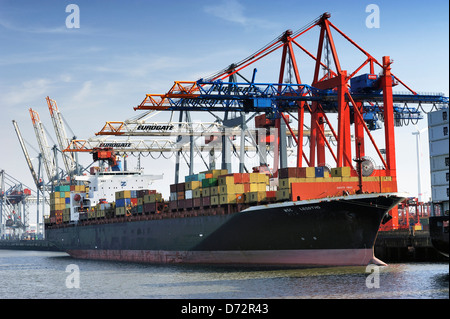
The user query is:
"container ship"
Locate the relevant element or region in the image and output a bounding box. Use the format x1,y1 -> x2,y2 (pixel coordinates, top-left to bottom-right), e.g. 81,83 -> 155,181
44,166 -> 405,266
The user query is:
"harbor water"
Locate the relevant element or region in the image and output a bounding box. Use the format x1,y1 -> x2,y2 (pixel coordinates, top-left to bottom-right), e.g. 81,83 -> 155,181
0,250 -> 447,300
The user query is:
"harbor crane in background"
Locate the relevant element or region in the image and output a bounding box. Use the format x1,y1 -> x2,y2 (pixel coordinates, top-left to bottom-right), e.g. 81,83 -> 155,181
29,108 -> 57,184
46,96 -> 80,179
0,170 -> 33,238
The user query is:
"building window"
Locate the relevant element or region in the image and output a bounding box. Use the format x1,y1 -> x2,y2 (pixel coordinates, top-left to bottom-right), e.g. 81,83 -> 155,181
444,126 -> 449,136
443,111 -> 447,121
446,172 -> 449,182
446,157 -> 450,167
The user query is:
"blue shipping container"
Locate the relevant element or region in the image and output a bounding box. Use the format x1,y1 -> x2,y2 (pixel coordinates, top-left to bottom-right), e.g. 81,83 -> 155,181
116,198 -> 125,207
315,167 -> 324,177
65,197 -> 71,204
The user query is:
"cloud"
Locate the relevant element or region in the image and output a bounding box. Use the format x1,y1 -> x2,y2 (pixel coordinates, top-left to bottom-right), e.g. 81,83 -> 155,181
204,0 -> 247,25
1,78 -> 53,107
0,17 -> 69,34
204,0 -> 278,29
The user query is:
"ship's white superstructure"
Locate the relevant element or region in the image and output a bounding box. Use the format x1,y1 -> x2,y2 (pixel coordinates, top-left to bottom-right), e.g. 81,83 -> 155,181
68,171 -> 163,221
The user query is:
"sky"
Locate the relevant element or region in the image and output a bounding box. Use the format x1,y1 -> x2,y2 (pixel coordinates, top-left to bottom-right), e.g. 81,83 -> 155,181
0,0 -> 448,215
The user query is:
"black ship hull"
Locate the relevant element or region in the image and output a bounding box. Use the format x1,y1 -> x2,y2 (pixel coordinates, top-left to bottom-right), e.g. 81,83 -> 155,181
46,193 -> 405,266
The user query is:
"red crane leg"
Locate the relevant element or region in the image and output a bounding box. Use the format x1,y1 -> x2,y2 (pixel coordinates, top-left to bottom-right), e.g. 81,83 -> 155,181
354,101 -> 365,159
297,104 -> 304,167
336,71 -> 347,167
317,111 -> 326,166
309,105 -> 317,167
381,56 -> 397,188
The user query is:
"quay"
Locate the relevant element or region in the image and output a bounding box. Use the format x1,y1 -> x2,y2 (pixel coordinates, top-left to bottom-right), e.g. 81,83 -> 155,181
375,230 -> 448,262
0,239 -> 60,252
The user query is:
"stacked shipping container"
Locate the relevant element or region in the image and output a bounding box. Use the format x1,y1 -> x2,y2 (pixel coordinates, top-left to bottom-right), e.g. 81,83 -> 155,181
168,169 -> 274,210
115,189 -> 163,216
48,185 -> 88,224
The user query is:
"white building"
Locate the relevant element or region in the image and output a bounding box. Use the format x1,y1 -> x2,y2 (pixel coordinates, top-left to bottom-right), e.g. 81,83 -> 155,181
428,107 -> 449,216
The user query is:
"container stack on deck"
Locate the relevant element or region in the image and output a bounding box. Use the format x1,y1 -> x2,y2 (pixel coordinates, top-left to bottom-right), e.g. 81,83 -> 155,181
45,164 -> 398,228
168,169 -> 275,211
47,185 -> 87,225
115,189 -> 163,216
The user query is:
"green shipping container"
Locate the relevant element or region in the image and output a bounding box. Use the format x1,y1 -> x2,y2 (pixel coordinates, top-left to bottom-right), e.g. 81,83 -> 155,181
202,178 -> 218,188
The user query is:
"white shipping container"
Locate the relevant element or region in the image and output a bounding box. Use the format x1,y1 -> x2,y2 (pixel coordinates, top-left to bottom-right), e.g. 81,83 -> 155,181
185,190 -> 193,199
432,185 -> 449,202
430,155 -> 449,171
429,124 -> 449,141
170,192 -> 178,201
428,109 -> 449,126
429,139 -> 449,157
431,170 -> 449,186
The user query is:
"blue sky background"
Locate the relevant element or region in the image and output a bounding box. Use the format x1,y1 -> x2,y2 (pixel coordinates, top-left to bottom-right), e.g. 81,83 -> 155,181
0,0 -> 448,205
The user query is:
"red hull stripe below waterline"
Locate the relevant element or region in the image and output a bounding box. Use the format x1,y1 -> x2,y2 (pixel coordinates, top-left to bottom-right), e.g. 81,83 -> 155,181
67,249 -> 386,266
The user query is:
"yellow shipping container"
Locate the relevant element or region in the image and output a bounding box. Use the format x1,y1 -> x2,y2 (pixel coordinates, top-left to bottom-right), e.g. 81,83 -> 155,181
218,175 -> 235,186
116,190 -> 131,200
193,189 -> 202,198
211,195 -> 219,206
202,187 -> 211,197
220,194 -> 236,205
279,178 -> 298,189
186,180 -> 202,190
115,207 -> 126,216
249,173 -> 260,183
210,186 -> 220,196
305,167 -> 316,178
247,191 -> 267,203
144,193 -> 162,203
249,183 -> 266,192
276,189 -> 291,201
204,169 -> 228,179
362,176 -> 380,182
219,184 -> 234,194
331,166 -> 351,177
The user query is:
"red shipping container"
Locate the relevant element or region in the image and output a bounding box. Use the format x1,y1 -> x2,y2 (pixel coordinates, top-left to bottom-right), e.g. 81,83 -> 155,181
202,196 -> 211,207
279,167 -> 297,179
143,203 -> 153,214
170,184 -> 177,193
176,183 -> 186,192
193,198 -> 202,208
184,199 -> 193,208
130,198 -> 138,206
266,191 -> 277,199
231,173 -> 250,184
169,201 -> 178,211
178,199 -> 185,209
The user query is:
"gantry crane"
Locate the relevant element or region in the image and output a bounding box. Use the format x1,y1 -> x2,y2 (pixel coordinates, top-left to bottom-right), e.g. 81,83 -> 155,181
29,108 -> 57,183
0,170 -> 33,237
12,120 -> 42,190
46,96 -> 78,179
133,12 -> 448,185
